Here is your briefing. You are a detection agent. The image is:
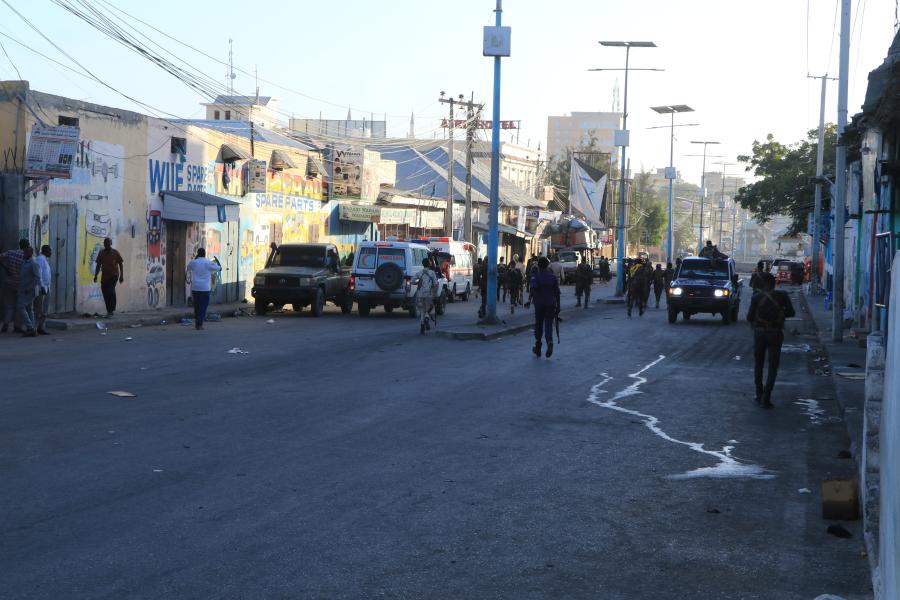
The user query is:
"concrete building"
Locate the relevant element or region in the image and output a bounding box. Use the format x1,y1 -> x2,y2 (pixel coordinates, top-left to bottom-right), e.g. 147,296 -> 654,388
202,95 -> 280,128
471,141 -> 545,199
546,111 -> 621,161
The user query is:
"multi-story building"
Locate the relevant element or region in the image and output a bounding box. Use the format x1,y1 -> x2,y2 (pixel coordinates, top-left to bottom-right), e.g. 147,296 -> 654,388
202,95 -> 280,128
546,111 -> 621,162
471,141 -> 545,199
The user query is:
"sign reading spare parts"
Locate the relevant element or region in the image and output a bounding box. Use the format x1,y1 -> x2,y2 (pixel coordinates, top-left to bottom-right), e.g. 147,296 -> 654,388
25,124 -> 80,179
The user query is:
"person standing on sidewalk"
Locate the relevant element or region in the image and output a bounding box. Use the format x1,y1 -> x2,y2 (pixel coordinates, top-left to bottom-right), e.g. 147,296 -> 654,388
530,256 -> 560,358
1,238 -> 29,333
415,257 -> 438,334
93,238 -> 124,317
746,273 -> 795,408
33,245 -> 52,335
497,256 -> 508,303
17,246 -> 41,337
575,256 -> 592,309
186,248 -> 221,330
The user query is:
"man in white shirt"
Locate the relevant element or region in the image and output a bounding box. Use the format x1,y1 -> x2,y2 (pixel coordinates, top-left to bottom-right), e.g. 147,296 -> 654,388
186,248 -> 221,330
33,245 -> 52,335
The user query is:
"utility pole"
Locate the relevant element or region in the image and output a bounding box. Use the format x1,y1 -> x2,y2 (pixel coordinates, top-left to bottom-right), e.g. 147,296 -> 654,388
464,93 -> 483,244
650,105 -> 696,264
689,141 -> 720,253
438,92 -> 462,237
714,162 -> 736,247
833,0 -> 850,342
808,74 -> 837,292
592,41 -> 662,296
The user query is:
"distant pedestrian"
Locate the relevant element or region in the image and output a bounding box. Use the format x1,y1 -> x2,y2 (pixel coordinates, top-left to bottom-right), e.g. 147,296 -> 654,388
530,256 -> 560,358
93,237 -> 124,317
477,258 -> 488,318
0,238 -> 28,332
663,262 -> 675,288
497,256 -> 508,303
513,254 -> 526,305
747,273 -> 796,408
575,256 -> 592,309
415,257 -> 438,334
507,259 -> 523,314
699,240 -> 726,259
749,260 -> 767,294
549,255 -> 565,285
33,245 -> 52,335
627,258 -> 651,317
598,255 -> 611,283
652,263 -> 665,308
187,248 -> 221,330
17,246 -> 40,337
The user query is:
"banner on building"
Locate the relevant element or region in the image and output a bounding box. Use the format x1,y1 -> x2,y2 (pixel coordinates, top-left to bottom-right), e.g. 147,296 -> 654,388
25,124 -> 80,179
567,157 -> 607,227
246,160 -> 267,193
339,203 -> 381,222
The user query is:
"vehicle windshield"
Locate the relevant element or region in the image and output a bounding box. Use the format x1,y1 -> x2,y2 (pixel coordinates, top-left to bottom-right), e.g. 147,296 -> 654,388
272,247 -> 326,268
559,252 -> 577,262
678,259 -> 729,280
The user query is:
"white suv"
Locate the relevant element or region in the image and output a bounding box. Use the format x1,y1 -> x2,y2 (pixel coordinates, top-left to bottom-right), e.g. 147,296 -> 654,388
351,241 -> 448,317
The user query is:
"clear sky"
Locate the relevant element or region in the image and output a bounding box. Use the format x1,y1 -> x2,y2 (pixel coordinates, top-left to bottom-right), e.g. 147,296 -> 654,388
0,0 -> 896,187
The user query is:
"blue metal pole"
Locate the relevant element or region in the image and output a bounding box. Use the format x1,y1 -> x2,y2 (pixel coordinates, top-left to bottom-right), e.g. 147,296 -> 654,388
484,0 -> 502,322
614,46 -> 630,296
666,111 -> 674,263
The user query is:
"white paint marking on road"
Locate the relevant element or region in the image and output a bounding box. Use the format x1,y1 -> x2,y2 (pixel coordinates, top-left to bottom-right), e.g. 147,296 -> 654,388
586,355 -> 775,481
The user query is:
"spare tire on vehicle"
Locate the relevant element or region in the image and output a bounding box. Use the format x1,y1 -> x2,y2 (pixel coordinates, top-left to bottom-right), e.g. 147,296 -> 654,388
375,262 -> 404,292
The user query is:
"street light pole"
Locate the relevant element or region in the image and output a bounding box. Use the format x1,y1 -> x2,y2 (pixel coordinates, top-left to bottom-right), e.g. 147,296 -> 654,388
651,105 -> 694,263
690,141 -> 720,254
592,41 -> 661,296
833,0 -> 850,342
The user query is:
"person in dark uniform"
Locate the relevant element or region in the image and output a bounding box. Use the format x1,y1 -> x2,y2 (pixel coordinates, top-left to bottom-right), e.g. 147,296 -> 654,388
575,256 -> 593,308
663,262 -> 675,289
477,258 -> 488,318
749,260 -> 768,294
507,259 -> 523,314
627,258 -> 651,317
529,256 -> 560,358
651,263 -> 666,308
746,273 -> 796,408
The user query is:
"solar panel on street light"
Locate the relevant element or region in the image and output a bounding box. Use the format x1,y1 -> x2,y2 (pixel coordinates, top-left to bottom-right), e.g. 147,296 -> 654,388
599,41 -> 657,47
651,105 -> 694,114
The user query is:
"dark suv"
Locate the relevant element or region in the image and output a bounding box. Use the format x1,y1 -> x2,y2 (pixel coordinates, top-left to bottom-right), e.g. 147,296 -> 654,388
667,256 -> 742,324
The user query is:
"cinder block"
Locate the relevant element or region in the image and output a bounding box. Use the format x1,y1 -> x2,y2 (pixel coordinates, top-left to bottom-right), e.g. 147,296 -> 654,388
823,478 -> 860,521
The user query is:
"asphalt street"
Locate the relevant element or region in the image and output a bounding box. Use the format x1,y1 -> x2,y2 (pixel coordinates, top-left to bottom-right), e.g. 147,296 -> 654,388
0,285 -> 871,599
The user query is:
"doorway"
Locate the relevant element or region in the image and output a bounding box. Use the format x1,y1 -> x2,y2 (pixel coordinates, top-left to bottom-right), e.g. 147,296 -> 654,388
49,203 -> 77,314
165,220 -> 187,306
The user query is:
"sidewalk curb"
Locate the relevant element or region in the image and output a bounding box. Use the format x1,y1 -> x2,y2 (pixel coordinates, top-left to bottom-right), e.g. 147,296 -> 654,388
45,305 -> 248,332
432,301 -> 609,341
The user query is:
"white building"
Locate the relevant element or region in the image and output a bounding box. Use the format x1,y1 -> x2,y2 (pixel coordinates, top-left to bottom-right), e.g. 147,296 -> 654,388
202,95 -> 280,128
472,141 -> 545,198
546,111 -> 621,161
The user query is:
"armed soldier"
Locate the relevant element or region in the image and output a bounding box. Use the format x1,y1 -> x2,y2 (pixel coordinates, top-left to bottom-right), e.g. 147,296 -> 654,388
746,273 -> 796,408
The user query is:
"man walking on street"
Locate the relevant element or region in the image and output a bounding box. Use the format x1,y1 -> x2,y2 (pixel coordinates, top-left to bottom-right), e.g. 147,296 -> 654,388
549,255 -> 565,287
575,256 -> 592,309
747,273 -> 795,408
415,257 -> 438,334
627,258 -> 651,317
17,246 -> 41,337
507,259 -> 523,314
652,263 -> 665,308
186,248 -> 221,330
1,238 -> 29,332
750,260 -> 768,294
663,262 -> 675,289
33,245 -> 52,334
530,256 -> 560,358
94,237 -> 124,317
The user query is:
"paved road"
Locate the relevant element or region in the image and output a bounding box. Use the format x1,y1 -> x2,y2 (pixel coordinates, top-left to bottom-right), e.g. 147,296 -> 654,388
0,286 -> 870,599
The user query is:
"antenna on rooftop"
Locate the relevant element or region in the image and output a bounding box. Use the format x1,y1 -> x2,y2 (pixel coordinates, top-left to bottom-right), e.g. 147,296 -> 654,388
227,39 -> 236,95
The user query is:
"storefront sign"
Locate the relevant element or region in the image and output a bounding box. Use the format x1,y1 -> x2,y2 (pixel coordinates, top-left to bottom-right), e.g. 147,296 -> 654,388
247,160 -> 267,193
26,124 -> 80,179
339,203 -> 381,222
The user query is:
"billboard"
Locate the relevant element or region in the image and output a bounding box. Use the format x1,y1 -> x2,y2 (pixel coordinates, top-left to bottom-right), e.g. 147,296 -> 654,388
25,124 -> 80,179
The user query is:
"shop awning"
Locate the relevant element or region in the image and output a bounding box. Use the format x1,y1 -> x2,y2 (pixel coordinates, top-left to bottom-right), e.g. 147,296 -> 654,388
474,221 -> 519,236
160,190 -> 240,223
217,143 -> 252,162
270,149 -> 299,170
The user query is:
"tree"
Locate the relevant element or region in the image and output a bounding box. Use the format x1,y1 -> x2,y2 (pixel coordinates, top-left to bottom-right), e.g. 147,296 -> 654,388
735,124 -> 836,235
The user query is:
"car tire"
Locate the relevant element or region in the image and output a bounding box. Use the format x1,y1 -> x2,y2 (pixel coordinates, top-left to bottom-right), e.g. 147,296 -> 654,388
255,299 -> 269,316
384,304 -> 394,313
449,284 -> 457,303
435,291 -> 446,316
374,263 -> 403,292
668,307 -> 677,324
461,284 -> 471,302
730,305 -> 739,322
408,305 -> 418,318
292,303 -> 304,313
682,312 -> 691,322
358,301 -> 371,317
721,310 -> 731,325
340,293 -> 353,315
311,288 -> 325,317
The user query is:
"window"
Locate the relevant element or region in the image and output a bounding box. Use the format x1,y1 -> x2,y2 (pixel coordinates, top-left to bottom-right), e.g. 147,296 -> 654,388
58,115 -> 79,127
225,110 -> 231,120
214,110 -> 220,120
377,248 -> 406,268
170,137 -> 186,155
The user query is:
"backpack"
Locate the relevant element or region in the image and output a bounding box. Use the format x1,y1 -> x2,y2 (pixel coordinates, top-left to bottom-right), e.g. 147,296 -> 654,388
754,291 -> 787,328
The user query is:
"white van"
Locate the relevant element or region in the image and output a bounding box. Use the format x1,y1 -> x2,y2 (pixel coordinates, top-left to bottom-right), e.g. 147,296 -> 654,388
420,237 -> 475,301
351,240 -> 440,317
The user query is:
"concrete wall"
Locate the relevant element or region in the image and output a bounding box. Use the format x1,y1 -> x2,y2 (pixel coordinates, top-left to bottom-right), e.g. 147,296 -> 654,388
879,249 -> 900,599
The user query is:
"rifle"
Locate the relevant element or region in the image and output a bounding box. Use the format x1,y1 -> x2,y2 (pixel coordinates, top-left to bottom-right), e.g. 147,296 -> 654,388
555,306 -> 561,343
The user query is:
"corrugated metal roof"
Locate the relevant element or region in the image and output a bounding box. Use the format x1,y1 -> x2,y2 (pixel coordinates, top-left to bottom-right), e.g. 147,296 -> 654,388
175,120 -> 316,152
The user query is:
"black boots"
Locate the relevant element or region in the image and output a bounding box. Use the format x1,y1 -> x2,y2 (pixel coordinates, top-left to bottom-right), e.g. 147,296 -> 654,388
545,342 -> 554,358
533,341 -> 542,357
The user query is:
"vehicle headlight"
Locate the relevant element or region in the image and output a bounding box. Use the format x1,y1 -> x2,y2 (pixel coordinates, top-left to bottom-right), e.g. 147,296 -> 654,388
714,289 -> 729,297
299,277 -> 312,286
670,287 -> 683,296
254,276 -> 265,285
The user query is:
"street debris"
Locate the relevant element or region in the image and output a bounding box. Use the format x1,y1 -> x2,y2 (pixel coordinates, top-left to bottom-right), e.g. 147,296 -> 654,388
124,337 -> 133,341
846,362 -> 863,368
798,488 -> 812,494
108,390 -> 136,398
781,343 -> 812,353
706,508 -> 721,514
266,319 -> 275,324
813,595 -> 847,600
733,355 -> 741,361
836,450 -> 852,459
227,347 -> 249,354
95,321 -> 107,330
180,318 -> 194,326
826,523 -> 853,539
129,323 -> 142,328
159,320 -> 167,325
207,313 -> 222,322
152,469 -> 164,473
